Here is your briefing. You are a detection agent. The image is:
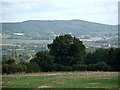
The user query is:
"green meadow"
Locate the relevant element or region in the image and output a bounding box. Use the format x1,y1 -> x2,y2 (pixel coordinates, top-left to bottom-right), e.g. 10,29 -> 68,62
2,72 -> 119,89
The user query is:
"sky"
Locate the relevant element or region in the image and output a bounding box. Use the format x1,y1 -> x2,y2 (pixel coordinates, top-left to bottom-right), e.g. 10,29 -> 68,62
1,0 -> 119,25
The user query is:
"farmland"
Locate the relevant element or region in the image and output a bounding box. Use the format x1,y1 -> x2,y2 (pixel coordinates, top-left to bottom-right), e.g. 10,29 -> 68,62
2,39 -> 52,44
2,39 -> 53,62
2,72 -> 119,89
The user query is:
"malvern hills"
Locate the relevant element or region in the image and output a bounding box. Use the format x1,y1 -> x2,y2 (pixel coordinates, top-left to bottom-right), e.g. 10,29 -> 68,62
2,20 -> 117,36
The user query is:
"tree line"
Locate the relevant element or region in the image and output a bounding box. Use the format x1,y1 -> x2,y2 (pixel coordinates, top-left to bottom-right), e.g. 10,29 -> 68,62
2,34 -> 120,74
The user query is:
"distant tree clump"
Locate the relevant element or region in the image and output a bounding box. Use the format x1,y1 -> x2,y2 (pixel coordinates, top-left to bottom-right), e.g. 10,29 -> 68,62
30,51 -> 54,71
48,34 -> 86,66
85,47 -> 120,71
85,48 -> 109,64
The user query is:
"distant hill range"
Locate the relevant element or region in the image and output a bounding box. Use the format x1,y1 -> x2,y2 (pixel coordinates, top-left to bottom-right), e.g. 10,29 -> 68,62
1,20 -> 117,36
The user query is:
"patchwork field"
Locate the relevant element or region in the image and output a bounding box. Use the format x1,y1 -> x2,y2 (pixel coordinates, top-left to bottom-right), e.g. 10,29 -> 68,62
2,71 -> 119,89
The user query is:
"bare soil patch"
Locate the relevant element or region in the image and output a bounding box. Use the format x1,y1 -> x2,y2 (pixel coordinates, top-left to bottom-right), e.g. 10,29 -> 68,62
38,85 -> 52,88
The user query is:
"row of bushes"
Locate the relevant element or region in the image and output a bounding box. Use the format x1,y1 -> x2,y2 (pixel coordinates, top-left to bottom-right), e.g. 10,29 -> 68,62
44,63 -> 119,72
2,62 -> 119,74
2,63 -> 40,74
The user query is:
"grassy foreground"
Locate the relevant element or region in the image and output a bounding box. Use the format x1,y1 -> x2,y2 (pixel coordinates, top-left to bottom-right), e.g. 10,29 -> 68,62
2,72 -> 119,89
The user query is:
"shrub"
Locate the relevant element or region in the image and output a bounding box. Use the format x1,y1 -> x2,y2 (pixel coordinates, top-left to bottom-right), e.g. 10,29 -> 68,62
72,64 -> 87,71
2,64 -> 9,74
6,58 -> 16,64
25,62 -> 40,73
2,63 -> 27,74
95,62 -> 109,71
49,64 -> 73,71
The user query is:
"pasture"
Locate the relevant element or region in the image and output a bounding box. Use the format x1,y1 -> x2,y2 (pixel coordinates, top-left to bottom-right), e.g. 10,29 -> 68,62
2,39 -> 52,44
2,71 -> 119,89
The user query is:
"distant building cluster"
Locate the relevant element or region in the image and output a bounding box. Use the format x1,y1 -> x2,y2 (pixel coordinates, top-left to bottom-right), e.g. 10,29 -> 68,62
14,33 -> 24,36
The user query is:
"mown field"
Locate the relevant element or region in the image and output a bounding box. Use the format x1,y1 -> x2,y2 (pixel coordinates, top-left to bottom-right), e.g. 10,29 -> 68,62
2,71 -> 119,89
2,39 -> 52,44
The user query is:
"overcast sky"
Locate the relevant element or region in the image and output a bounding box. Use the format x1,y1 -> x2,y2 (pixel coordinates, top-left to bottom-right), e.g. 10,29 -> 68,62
1,0 -> 119,25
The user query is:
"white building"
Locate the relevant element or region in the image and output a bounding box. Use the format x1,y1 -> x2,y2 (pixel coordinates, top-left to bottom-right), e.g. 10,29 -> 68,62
14,33 -> 24,36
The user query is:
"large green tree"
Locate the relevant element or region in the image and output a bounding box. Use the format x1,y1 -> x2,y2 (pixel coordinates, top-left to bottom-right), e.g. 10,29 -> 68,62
48,34 -> 86,66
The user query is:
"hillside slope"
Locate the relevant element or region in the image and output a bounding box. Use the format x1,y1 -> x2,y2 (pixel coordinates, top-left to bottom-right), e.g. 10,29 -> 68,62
2,20 -> 117,35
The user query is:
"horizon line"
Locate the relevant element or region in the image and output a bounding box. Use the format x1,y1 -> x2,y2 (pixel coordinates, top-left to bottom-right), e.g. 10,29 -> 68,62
0,19 -> 118,25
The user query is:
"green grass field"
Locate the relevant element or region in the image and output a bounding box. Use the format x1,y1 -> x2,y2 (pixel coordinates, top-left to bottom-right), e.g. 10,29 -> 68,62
2,39 -> 52,44
2,72 -> 119,89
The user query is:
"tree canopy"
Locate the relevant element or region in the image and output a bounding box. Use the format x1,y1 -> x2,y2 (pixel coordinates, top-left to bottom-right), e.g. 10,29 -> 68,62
30,51 -> 54,71
48,34 -> 86,66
